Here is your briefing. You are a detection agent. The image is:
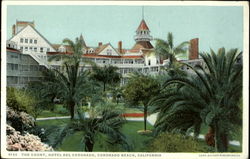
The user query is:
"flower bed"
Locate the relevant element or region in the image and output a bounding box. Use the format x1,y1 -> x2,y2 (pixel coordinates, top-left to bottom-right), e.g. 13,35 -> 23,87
121,113 -> 144,117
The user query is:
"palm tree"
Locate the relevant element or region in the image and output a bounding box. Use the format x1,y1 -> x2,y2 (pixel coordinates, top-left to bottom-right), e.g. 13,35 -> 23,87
47,36 -> 90,119
150,48 -> 242,152
155,32 -> 189,76
90,64 -> 121,92
54,103 -> 130,152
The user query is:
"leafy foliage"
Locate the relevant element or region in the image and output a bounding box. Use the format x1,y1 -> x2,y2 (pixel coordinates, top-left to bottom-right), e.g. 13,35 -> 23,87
90,64 -> 121,92
155,32 -> 189,76
51,103 -> 130,152
46,36 -> 91,119
7,106 -> 35,133
123,73 -> 160,130
7,87 -> 37,117
149,132 -> 209,152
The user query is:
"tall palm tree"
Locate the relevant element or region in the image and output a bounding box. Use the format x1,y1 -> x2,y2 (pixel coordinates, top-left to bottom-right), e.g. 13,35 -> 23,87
155,32 -> 189,76
47,36 -> 89,119
150,48 -> 242,152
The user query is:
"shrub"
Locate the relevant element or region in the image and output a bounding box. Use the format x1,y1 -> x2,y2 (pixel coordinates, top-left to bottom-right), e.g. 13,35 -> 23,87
7,87 -> 36,117
6,124 -> 53,151
149,132 -> 207,152
7,106 -> 35,133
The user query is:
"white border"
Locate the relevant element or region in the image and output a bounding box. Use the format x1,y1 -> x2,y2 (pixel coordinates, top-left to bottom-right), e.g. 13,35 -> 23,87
1,1 -> 249,159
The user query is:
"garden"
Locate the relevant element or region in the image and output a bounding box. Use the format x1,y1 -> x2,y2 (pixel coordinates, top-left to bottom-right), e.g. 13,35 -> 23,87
6,34 -> 243,153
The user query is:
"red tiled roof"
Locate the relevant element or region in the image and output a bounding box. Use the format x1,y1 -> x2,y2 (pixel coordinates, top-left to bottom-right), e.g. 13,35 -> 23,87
83,54 -> 143,59
47,52 -> 73,55
137,19 -> 149,31
131,41 -> 154,50
6,47 -> 21,53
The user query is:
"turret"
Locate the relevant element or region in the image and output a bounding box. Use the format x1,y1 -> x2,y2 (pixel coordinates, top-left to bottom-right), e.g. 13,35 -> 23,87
134,19 -> 153,42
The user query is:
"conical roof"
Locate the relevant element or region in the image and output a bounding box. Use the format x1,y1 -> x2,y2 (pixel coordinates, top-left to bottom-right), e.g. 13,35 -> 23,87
136,19 -> 149,31
79,34 -> 87,47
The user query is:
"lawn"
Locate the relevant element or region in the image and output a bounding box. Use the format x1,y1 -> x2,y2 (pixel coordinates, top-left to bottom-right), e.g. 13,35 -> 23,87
36,118 -> 241,152
57,121 -> 153,152
37,104 -> 69,118
36,118 -> 70,128
37,104 -> 142,118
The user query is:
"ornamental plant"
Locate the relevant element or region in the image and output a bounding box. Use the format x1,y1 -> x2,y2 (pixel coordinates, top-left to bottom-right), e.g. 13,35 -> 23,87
149,132 -> 208,152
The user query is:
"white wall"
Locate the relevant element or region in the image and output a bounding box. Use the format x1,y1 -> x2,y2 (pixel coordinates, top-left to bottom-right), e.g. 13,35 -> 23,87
145,52 -> 159,66
9,25 -> 55,57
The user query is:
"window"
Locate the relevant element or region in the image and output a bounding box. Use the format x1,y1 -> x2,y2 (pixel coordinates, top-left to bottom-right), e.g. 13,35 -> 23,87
34,47 -> 37,52
34,40 -> 37,44
30,39 -> 33,43
107,49 -> 112,55
29,47 -> 33,51
20,38 -> 23,43
25,47 -> 28,51
25,39 -> 28,43
11,55 -> 18,59
20,46 -> 23,51
47,48 -> 50,52
30,65 -> 38,71
7,76 -> 18,85
40,47 -> 43,53
8,64 -> 18,71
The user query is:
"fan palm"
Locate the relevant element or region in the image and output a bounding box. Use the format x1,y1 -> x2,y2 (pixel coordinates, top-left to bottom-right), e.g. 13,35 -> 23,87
54,104 -> 130,152
150,48 -> 242,152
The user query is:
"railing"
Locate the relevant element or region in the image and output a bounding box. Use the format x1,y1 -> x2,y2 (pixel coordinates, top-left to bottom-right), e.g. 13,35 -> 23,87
26,52 -> 50,69
134,35 -> 153,41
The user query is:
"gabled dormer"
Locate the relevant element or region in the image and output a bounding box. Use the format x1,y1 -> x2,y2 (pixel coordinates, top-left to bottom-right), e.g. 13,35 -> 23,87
58,45 -> 66,52
98,44 -> 120,56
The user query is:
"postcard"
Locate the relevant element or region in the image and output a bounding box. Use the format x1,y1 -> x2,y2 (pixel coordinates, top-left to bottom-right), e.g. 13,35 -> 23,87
1,1 -> 249,159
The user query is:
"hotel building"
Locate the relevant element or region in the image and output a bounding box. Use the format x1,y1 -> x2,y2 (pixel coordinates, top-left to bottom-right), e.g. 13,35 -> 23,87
6,19 -> 203,87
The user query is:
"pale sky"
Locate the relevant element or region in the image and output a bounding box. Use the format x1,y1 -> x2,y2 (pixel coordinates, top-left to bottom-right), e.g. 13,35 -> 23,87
7,5 -> 243,52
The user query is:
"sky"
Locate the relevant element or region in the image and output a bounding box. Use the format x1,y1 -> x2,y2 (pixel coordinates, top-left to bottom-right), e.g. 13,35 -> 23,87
7,5 -> 243,52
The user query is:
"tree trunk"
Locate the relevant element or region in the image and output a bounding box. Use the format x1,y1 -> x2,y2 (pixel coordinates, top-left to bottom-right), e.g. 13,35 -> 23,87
144,105 -> 148,131
85,139 -> 94,152
69,102 -> 75,120
214,123 -> 228,152
205,127 -> 215,147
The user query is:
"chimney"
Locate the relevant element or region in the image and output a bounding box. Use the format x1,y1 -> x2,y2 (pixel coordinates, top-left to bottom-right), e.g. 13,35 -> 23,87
118,41 -> 122,53
98,42 -> 102,47
189,38 -> 199,60
12,24 -> 16,36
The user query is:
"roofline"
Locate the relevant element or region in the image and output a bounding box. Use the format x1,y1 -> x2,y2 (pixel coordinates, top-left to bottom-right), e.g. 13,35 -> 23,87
8,24 -> 56,52
6,47 -> 21,53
